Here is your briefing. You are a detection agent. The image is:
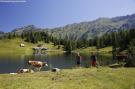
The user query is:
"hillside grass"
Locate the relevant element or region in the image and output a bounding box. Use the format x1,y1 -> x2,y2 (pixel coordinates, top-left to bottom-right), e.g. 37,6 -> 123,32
74,46 -> 112,56
0,38 -> 64,57
0,38 -> 113,57
0,67 -> 135,89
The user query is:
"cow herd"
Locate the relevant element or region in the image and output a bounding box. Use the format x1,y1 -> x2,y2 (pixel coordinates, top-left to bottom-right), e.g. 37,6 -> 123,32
17,60 -> 48,74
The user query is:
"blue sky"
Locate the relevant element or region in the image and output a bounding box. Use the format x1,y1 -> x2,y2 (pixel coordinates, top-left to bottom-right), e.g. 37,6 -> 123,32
0,0 -> 135,32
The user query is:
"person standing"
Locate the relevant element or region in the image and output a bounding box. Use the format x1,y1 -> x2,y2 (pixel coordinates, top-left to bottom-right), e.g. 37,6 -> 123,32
91,52 -> 97,67
76,52 -> 82,67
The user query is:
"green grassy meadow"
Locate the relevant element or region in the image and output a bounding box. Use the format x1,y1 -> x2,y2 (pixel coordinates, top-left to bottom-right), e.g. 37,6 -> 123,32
0,68 -> 135,89
0,38 -> 113,57
74,46 -> 112,55
0,38 -> 134,89
0,38 -> 64,57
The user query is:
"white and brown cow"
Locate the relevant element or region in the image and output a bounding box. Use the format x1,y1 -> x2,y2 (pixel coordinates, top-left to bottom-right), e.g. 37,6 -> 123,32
28,60 -> 48,71
17,69 -> 34,74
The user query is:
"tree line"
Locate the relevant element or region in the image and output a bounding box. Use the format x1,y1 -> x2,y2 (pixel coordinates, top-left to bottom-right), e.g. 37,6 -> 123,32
1,29 -> 135,66
1,29 -> 135,52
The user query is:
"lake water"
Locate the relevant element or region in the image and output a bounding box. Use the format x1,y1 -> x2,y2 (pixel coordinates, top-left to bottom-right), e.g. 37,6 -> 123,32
0,52 -> 113,73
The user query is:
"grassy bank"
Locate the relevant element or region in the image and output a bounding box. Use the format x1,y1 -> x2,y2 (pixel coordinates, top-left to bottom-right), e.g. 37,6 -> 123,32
74,46 -> 112,54
74,46 -> 112,60
0,38 -> 113,57
0,38 -> 64,57
0,68 -> 135,89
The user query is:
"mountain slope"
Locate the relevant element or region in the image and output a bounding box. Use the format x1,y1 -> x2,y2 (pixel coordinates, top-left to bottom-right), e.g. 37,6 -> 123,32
49,14 -> 134,40
10,13 -> 135,40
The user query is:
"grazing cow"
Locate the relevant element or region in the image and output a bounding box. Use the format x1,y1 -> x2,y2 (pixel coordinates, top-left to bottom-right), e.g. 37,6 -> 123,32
116,54 -> 128,63
17,69 -> 34,74
28,60 -> 48,71
20,44 -> 25,47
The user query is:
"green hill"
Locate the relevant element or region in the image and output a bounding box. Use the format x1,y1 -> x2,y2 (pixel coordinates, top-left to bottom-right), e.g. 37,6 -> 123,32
0,38 -> 113,57
0,38 -> 64,57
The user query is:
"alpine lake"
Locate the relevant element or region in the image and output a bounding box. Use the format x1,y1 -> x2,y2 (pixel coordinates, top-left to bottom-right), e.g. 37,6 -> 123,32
0,52 -> 113,73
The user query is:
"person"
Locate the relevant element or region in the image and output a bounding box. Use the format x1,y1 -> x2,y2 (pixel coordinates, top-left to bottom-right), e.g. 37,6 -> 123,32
76,52 -> 82,67
90,52 -> 97,67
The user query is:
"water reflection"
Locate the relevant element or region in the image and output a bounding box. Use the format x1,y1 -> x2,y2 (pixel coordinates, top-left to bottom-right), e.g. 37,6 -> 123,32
0,52 -> 113,73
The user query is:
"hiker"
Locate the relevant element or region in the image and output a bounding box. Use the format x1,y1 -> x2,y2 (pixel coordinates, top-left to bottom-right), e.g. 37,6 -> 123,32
76,52 -> 82,67
90,52 -> 97,67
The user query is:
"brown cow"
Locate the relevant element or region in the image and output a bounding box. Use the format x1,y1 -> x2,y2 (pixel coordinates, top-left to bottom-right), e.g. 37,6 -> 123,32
116,54 -> 128,63
28,60 -> 48,71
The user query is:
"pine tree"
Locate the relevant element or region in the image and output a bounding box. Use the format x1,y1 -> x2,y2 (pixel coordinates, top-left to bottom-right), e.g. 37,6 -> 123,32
125,39 -> 135,67
111,32 -> 118,60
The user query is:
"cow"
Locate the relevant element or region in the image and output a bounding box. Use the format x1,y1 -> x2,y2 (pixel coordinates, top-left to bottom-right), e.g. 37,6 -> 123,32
20,43 -> 25,47
116,54 -> 128,64
17,69 -> 34,74
28,60 -> 48,71
51,68 -> 61,72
